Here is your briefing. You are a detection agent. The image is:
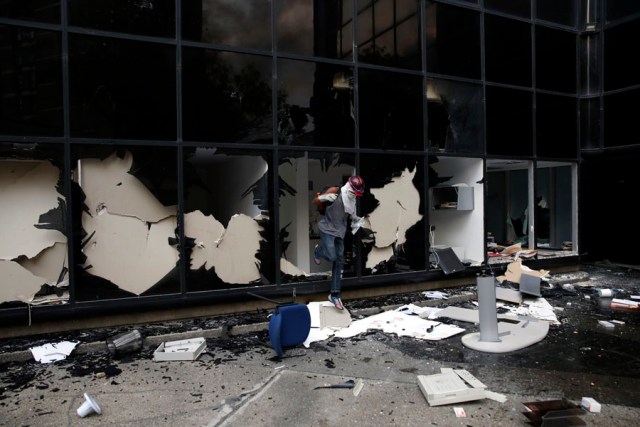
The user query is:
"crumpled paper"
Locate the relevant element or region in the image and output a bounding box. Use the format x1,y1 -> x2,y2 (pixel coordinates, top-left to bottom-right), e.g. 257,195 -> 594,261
30,341 -> 79,363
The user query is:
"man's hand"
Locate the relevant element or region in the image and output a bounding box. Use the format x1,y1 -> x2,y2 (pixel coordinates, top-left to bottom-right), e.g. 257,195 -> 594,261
318,193 -> 338,203
351,216 -> 365,234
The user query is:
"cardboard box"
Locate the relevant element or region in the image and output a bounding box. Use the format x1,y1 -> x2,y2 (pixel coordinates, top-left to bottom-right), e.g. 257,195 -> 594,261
153,337 -> 206,362
581,397 -> 601,413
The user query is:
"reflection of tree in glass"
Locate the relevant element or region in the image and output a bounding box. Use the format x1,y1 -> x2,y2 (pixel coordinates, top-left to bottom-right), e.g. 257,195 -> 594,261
198,53 -> 272,141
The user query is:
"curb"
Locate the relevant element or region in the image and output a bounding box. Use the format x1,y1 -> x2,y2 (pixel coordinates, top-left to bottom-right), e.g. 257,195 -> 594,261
0,271 -> 591,365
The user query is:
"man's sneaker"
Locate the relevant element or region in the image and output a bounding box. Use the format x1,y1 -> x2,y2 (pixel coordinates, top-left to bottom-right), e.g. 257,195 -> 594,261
328,294 -> 344,310
314,244 -> 322,265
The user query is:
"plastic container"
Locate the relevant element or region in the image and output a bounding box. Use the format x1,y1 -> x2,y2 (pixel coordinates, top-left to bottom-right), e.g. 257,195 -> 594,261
106,329 -> 143,357
596,288 -> 614,297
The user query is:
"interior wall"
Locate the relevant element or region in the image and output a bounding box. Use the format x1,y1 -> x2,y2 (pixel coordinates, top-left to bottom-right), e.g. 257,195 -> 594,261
429,157 -> 484,263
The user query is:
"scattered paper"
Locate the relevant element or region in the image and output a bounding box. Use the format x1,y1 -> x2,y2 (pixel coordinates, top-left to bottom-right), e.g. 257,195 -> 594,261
423,291 -> 449,299
30,341 -> 78,363
334,310 -> 465,341
454,407 -> 466,417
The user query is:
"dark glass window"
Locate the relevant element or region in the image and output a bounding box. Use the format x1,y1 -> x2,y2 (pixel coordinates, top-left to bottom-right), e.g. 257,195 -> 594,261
68,0 -> 175,38
181,0 -> 272,50
71,145 -> 180,300
427,79 -> 484,154
486,86 -> 533,156
0,0 -> 60,23
277,0 -> 352,60
606,2 -> 640,24
182,48 -> 272,144
357,0 -> 421,69
485,14 -> 531,87
536,93 -> 577,159
604,18 -> 640,91
580,97 -> 600,150
485,0 -> 531,19
359,69 -> 423,150
536,26 -> 576,94
277,59 -> 354,148
0,25 -> 63,136
184,147 -> 273,290
604,89 -> 640,148
536,0 -> 577,27
68,34 -> 176,140
425,1 -> 480,79
360,153 -> 426,274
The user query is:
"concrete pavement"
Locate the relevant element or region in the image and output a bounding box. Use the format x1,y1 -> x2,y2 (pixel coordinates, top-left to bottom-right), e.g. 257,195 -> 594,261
2,263 -> 640,426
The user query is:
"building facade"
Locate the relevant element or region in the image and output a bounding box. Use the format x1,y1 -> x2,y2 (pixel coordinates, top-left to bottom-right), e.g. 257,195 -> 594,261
1,1 -> 638,326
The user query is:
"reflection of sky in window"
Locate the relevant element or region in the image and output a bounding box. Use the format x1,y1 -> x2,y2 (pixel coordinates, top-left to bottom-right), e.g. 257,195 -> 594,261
277,0 -> 314,55
278,60 -> 314,107
218,51 -> 272,79
201,0 -> 271,49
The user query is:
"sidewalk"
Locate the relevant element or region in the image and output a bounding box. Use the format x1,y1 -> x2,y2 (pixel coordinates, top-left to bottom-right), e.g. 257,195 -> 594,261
1,263 -> 640,426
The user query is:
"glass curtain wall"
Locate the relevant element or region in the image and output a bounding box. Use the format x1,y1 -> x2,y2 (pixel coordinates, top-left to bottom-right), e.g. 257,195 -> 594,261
0,0 -> 584,318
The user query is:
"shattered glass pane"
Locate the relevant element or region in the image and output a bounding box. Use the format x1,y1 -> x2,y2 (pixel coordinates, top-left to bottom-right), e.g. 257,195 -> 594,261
0,143 -> 68,306
427,78 -> 484,154
184,147 -> 272,290
360,154 -> 426,274
279,151 -> 356,283
71,146 -> 179,300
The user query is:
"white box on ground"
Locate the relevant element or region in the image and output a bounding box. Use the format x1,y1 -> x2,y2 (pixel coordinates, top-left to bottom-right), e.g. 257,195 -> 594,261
581,397 -> 601,413
153,337 -> 206,361
417,370 -> 486,406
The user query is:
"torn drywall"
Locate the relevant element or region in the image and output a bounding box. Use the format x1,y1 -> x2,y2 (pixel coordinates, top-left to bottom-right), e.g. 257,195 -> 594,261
18,241 -> 68,287
82,212 -> 178,295
365,246 -> 394,269
365,166 -> 423,266
0,260 -> 47,303
0,160 -> 67,303
76,151 -> 179,294
77,151 -> 176,223
0,160 -> 67,260
185,212 -> 263,284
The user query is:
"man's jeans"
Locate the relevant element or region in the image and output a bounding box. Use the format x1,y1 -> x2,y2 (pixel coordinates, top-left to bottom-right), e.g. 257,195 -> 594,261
318,231 -> 344,294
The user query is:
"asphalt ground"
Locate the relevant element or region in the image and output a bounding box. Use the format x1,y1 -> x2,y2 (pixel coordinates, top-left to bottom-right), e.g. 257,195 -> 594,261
1,262 -> 640,426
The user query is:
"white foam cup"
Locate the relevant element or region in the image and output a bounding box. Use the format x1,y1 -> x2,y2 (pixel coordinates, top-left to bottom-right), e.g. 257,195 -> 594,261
77,393 -> 101,417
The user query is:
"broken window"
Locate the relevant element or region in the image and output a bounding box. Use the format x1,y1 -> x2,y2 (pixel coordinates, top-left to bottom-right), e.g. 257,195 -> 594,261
0,143 -> 68,306
535,162 -> 577,253
278,151 -> 356,282
360,154 -> 427,274
183,147 -> 272,290
486,159 -> 532,259
427,78 -> 484,154
279,152 -> 428,280
428,156 -> 484,268
71,146 -> 180,300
